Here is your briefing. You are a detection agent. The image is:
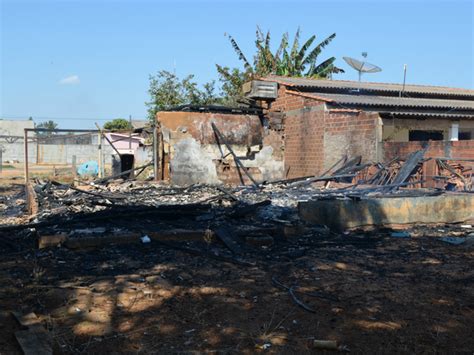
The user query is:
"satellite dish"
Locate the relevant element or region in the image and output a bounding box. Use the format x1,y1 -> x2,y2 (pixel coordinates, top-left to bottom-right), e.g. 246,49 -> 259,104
343,53 -> 382,82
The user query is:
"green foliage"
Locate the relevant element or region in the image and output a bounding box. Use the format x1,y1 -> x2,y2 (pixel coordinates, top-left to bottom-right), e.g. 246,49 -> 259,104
146,71 -> 221,121
215,65 -> 249,105
103,118 -> 131,131
36,120 -> 58,136
146,27 -> 343,112
225,27 -> 343,78
36,120 -> 58,130
217,27 -> 344,103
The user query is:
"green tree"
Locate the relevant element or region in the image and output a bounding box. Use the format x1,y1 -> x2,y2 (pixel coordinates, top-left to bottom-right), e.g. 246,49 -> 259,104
145,71 -> 221,122
217,27 -> 344,103
36,120 -> 58,136
226,27 -> 343,78
215,65 -> 249,105
103,118 -> 132,131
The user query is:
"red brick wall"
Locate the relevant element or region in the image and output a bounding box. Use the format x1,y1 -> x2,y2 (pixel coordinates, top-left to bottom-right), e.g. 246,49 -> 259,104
269,86 -> 379,178
270,88 -> 323,112
269,86 -> 326,178
383,140 -> 474,188
323,111 -> 379,170
383,141 -> 474,161
284,108 -> 326,178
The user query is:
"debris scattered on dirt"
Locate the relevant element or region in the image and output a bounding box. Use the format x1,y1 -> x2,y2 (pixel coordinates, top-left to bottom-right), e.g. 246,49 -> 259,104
0,152 -> 473,353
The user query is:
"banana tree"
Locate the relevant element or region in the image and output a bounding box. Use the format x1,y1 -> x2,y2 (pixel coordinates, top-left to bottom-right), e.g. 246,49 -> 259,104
223,27 -> 344,79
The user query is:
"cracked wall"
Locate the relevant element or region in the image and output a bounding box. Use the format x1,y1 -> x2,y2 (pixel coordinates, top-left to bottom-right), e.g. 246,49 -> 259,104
157,111 -> 285,186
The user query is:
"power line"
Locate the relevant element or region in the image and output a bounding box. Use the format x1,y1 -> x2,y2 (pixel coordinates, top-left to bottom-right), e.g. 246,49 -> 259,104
1,115 -> 145,121
8,117 -> 118,121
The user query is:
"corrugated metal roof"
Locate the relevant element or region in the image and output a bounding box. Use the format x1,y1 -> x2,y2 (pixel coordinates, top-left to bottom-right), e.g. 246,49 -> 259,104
131,120 -> 149,129
378,111 -> 474,119
264,75 -> 474,97
286,90 -> 474,119
304,92 -> 474,110
286,90 -> 333,102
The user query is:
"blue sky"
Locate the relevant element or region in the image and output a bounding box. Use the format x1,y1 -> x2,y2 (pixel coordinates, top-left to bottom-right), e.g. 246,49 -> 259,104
1,0 -> 473,129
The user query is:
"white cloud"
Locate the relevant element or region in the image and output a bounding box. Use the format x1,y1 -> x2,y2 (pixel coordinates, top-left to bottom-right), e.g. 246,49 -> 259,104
59,75 -> 80,85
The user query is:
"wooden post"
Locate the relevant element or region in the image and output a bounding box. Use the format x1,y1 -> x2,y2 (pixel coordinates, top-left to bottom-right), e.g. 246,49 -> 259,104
95,123 -> 121,157
98,132 -> 103,178
153,124 -> 158,181
71,155 -> 77,180
158,124 -> 164,180
24,129 -> 29,183
129,115 -> 132,150
211,123 -> 260,188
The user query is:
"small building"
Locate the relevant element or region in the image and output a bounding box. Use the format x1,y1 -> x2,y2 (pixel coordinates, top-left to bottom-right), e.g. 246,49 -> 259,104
156,77 -> 474,186
259,75 -> 474,179
156,106 -> 284,185
0,119 -> 35,137
105,133 -> 149,164
0,119 -> 35,162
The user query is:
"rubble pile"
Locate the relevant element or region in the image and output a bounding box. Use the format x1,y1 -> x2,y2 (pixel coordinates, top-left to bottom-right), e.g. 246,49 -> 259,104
0,151 -> 473,355
436,158 -> 473,190
0,148 -> 472,263
0,184 -> 27,225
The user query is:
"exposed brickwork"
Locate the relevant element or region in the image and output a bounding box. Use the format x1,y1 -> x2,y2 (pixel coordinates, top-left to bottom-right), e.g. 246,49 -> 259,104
384,141 -> 474,187
214,162 -> 263,186
383,141 -> 474,161
268,85 -> 379,178
262,128 -> 285,161
284,108 -> 325,178
269,86 -> 323,113
267,83 -> 474,181
324,111 -> 379,170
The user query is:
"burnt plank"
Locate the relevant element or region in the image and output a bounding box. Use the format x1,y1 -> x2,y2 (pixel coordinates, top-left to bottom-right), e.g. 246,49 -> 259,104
12,312 -> 52,355
15,326 -> 52,355
389,148 -> 427,189
211,122 -> 260,188
231,200 -> 271,218
214,227 -> 243,255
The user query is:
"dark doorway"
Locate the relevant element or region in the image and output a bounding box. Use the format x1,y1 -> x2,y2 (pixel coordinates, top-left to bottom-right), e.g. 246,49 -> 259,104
121,154 -> 135,178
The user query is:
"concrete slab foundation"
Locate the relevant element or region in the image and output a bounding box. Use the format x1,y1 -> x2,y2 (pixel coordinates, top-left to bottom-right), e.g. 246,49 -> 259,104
299,193 -> 474,231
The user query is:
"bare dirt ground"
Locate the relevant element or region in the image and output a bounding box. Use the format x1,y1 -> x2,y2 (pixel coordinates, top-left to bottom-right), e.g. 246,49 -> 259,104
1,163 -> 60,179
0,181 -> 473,354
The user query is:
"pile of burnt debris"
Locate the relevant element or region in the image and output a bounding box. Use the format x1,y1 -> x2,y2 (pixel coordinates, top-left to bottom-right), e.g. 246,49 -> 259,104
0,148 -> 473,264
1,151 -> 473,355
0,184 -> 27,225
